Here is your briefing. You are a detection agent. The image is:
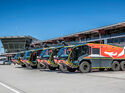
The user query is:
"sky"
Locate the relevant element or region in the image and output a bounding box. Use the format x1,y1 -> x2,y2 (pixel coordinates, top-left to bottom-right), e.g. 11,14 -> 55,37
0,0 -> 125,53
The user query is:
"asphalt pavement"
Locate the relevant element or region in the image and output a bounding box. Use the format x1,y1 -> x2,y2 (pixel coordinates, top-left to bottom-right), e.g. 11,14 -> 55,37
0,64 -> 125,93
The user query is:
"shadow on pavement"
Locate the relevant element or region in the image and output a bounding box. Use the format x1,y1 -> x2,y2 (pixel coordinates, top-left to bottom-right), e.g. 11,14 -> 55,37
14,65 -> 120,74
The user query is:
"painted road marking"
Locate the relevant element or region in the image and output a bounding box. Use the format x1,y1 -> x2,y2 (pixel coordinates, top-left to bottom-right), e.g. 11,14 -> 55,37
0,82 -> 20,93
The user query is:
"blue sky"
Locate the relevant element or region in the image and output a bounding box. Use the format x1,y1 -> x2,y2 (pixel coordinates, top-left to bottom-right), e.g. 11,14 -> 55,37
0,0 -> 125,53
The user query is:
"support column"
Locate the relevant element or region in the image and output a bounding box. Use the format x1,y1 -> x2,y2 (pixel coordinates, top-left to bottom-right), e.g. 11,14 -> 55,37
104,39 -> 107,44
79,37 -> 81,43
99,30 -> 102,44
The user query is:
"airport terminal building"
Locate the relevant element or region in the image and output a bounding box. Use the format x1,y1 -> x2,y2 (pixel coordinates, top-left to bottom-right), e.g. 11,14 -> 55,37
39,22 -> 125,47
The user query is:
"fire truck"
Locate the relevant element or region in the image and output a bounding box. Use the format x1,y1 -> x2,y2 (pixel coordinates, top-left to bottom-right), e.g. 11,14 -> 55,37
37,46 -> 64,70
12,52 -> 26,67
54,43 -> 125,73
21,48 -> 43,68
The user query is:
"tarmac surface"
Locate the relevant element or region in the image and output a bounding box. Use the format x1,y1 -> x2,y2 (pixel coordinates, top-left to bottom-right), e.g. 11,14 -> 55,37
0,64 -> 125,93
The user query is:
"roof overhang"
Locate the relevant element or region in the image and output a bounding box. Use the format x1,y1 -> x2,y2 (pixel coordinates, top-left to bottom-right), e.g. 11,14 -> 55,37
43,22 -> 125,42
0,35 -> 38,41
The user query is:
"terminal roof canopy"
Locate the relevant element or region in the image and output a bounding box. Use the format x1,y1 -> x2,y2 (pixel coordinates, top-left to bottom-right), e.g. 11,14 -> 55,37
31,22 -> 125,47
0,35 -> 38,53
42,22 -> 125,43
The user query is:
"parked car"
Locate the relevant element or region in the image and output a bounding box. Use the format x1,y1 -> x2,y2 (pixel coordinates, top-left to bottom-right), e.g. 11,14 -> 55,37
0,55 -> 11,65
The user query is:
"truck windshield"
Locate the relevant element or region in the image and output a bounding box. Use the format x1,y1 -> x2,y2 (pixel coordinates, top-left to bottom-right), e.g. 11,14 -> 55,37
53,48 -> 61,57
57,47 -> 72,58
26,52 -> 31,57
40,49 -> 53,58
20,53 -> 24,57
14,53 -> 20,59
23,51 -> 31,59
70,45 -> 89,61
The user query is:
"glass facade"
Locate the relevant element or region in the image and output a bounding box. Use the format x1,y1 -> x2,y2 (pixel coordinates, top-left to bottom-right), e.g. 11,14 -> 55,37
64,27 -> 125,46
107,37 -> 125,44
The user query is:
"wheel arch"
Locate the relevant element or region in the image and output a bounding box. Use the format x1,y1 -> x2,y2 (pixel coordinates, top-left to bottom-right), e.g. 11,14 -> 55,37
79,59 -> 91,65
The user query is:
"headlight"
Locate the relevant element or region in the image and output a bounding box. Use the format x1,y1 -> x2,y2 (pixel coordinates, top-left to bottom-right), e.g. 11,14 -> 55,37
37,56 -> 41,59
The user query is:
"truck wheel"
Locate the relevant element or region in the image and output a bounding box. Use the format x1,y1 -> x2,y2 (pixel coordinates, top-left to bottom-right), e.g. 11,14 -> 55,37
25,63 -> 30,68
31,65 -> 37,69
111,61 -> 120,71
67,67 -> 76,72
120,61 -> 125,71
21,64 -> 26,67
79,61 -> 91,73
37,63 -> 46,69
59,64 -> 67,72
49,66 -> 56,71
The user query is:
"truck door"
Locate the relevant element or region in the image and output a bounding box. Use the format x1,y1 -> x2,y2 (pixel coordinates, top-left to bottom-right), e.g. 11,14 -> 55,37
90,48 -> 101,68
70,45 -> 89,64
70,46 -> 82,63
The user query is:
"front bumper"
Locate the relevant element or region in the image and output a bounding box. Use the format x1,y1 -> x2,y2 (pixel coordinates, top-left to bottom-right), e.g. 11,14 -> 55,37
12,59 -> 20,64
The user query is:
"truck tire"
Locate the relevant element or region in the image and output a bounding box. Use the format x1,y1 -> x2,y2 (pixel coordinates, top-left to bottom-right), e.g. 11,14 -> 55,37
120,61 -> 125,71
59,64 -> 67,72
67,67 -> 76,72
79,61 -> 91,73
37,63 -> 46,69
25,63 -> 30,68
31,65 -> 37,69
49,66 -> 56,71
21,64 -> 26,67
111,61 -> 120,71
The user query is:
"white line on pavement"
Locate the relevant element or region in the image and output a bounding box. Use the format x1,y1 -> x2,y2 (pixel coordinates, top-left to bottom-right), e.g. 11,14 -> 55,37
0,82 -> 20,93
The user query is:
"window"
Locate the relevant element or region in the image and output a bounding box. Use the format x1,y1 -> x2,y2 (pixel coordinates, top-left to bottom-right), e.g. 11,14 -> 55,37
20,53 -> 24,57
37,50 -> 43,56
92,48 -> 100,54
113,38 -> 119,43
120,37 -> 125,43
27,52 -> 31,56
107,39 -> 113,43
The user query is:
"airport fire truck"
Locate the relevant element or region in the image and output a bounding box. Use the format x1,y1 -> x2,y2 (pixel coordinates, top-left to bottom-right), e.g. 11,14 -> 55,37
21,48 -> 43,68
12,53 -> 20,64
55,43 -> 125,73
12,52 -> 26,67
37,46 -> 64,70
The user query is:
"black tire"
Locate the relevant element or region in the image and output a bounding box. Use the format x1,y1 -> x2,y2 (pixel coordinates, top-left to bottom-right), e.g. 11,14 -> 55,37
111,61 -> 120,71
25,63 -> 30,68
79,61 -> 91,73
31,65 -> 37,69
21,64 -> 26,67
99,68 -> 105,71
67,67 -> 76,72
49,66 -> 56,71
37,63 -> 46,69
120,61 -> 125,71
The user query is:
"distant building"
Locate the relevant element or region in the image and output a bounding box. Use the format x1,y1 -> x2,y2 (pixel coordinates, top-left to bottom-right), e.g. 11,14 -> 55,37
0,36 -> 38,54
